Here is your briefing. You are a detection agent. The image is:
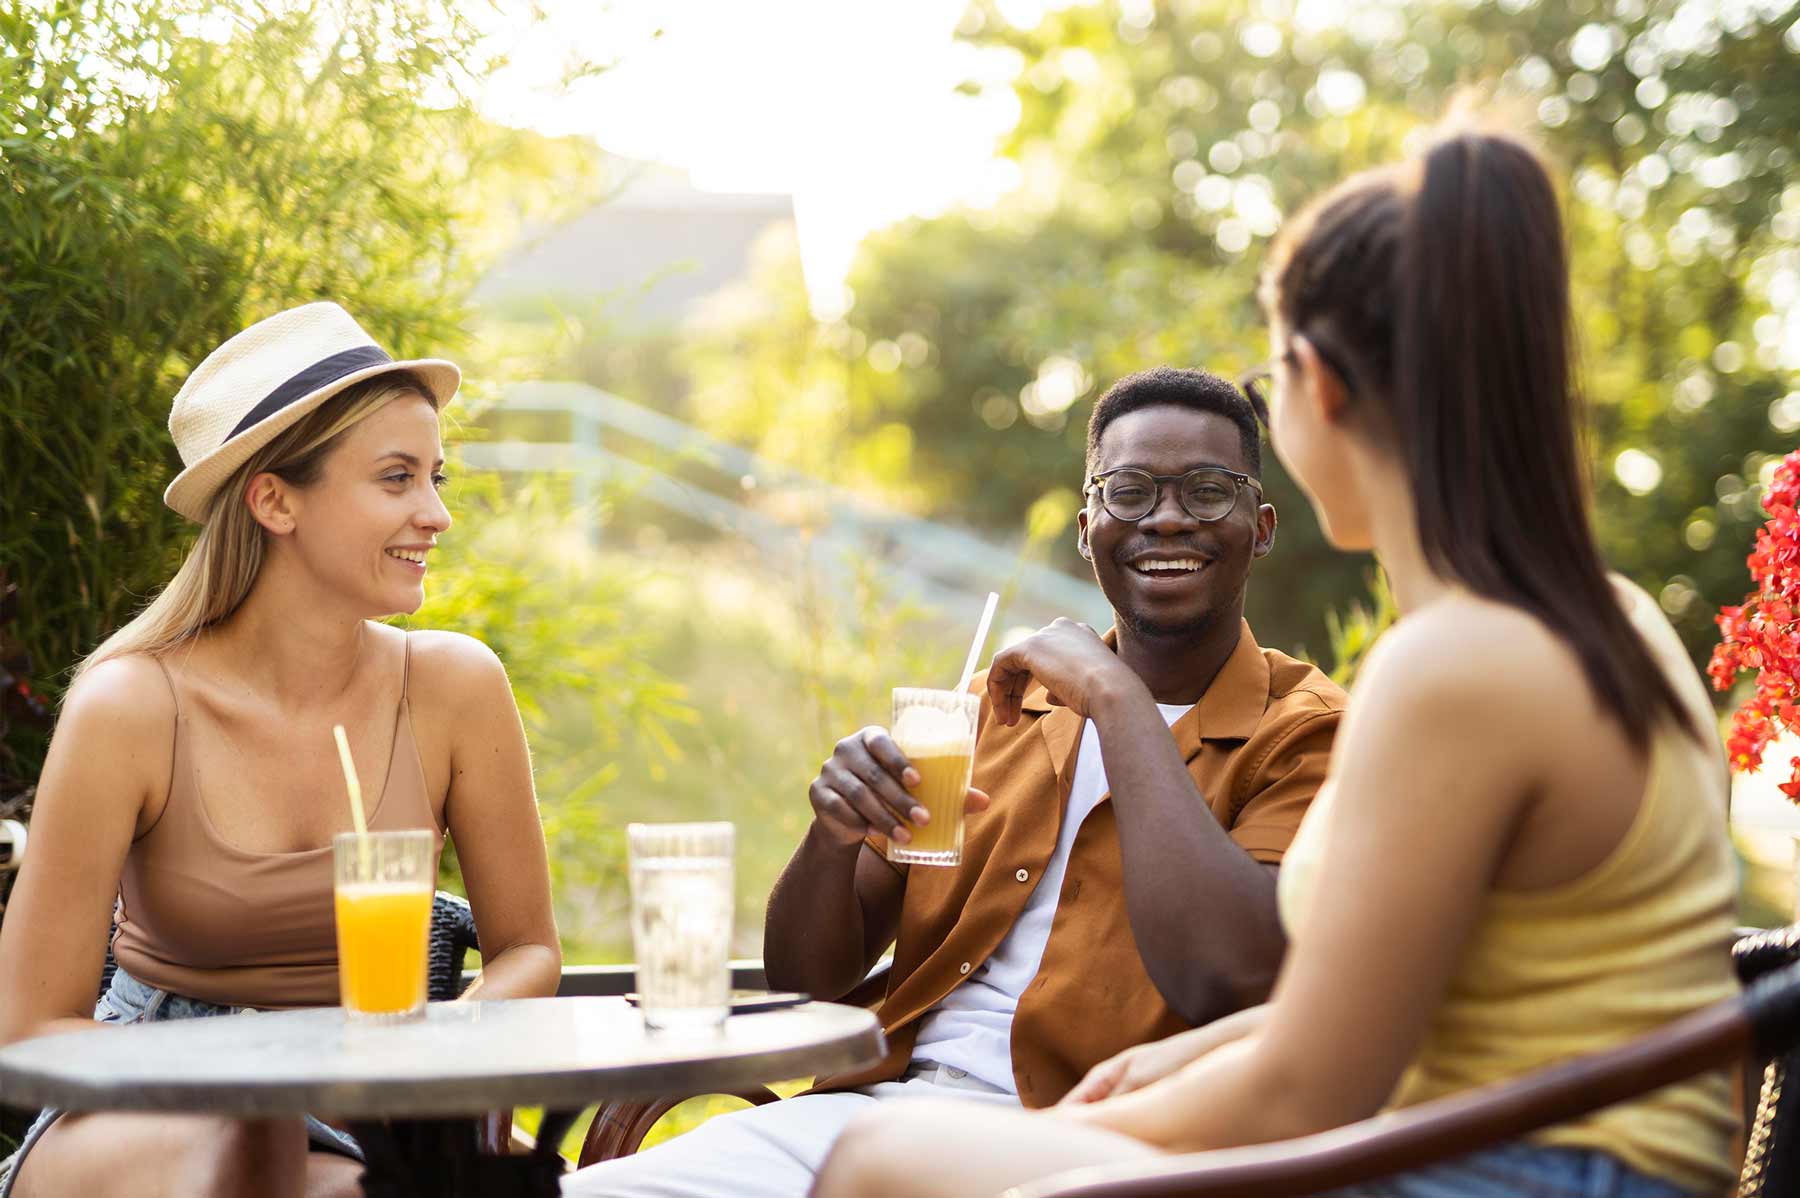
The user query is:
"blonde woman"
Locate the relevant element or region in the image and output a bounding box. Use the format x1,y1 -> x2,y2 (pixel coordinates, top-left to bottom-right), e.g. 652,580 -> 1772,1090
814,125 -> 1737,1198
0,303 -> 561,1198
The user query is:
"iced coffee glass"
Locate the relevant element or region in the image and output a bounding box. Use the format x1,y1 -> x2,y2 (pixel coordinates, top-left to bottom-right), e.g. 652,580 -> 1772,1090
887,687 -> 980,867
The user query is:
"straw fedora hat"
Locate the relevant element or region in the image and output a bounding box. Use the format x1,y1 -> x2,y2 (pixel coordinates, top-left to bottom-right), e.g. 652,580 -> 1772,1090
164,302 -> 461,522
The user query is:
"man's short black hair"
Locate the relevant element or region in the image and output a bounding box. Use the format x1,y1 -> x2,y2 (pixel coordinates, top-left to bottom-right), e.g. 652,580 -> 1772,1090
1084,366 -> 1263,478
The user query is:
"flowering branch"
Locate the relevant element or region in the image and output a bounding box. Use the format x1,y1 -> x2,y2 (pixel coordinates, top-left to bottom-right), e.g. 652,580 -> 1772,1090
1711,450 -> 1800,800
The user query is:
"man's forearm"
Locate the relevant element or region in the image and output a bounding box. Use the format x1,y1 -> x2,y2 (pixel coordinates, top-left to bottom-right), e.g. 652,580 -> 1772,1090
762,822 -> 876,998
1089,681 -> 1287,1025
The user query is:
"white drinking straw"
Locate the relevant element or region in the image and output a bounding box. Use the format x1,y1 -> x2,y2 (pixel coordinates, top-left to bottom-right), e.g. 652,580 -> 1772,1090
954,591 -> 1001,694
332,724 -> 369,838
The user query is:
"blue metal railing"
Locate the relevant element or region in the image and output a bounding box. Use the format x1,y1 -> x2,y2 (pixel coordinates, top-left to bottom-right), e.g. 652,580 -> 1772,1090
459,382 -> 1111,629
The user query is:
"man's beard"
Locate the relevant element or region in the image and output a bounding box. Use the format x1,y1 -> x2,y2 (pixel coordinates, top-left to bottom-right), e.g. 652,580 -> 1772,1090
1115,602 -> 1220,641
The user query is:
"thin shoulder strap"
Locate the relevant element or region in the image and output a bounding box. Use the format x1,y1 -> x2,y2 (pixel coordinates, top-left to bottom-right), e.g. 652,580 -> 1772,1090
150,654 -> 181,723
149,655 -> 182,825
400,633 -> 412,706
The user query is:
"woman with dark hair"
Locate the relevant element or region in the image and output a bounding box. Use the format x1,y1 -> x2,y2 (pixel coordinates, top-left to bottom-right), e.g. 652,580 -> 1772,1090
813,123 -> 1737,1198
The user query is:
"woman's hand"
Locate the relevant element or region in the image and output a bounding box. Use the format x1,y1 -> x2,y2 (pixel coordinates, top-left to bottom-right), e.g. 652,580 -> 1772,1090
1059,1004 -> 1269,1105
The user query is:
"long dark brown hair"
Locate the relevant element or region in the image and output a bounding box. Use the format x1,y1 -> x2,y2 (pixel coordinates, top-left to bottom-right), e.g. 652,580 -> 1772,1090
1261,125 -> 1695,746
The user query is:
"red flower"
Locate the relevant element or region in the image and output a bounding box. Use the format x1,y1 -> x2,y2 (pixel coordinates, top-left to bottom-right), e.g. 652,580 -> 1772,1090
1717,452 -> 1800,804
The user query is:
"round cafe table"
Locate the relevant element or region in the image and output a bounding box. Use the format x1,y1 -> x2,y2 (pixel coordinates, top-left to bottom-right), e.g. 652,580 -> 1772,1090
0,996 -> 885,1197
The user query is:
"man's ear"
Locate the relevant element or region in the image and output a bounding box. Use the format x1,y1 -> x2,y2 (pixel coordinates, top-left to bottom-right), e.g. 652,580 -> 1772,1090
1292,334 -> 1350,425
244,471 -> 298,536
1253,503 -> 1277,559
1075,506 -> 1092,561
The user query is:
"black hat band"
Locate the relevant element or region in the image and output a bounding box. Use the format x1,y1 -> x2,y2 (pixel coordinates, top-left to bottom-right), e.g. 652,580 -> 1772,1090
224,345 -> 394,442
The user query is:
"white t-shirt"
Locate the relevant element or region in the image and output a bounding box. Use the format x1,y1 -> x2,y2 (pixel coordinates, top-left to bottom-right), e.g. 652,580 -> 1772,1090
908,702 -> 1195,1093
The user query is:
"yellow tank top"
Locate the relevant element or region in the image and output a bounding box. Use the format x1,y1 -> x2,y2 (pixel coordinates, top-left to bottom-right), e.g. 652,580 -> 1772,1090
1277,580 -> 1738,1194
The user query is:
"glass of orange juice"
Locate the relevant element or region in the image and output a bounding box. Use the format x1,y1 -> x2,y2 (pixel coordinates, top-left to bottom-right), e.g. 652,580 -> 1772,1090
333,829 -> 435,1022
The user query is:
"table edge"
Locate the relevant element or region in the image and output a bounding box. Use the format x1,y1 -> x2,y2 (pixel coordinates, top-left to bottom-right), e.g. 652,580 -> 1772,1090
0,1002 -> 887,1119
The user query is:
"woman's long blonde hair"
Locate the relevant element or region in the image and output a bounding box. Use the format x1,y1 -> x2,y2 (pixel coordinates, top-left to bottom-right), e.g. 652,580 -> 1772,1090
73,371 -> 439,687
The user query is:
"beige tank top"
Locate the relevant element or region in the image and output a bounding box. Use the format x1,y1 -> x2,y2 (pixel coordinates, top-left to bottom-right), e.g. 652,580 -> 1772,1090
112,636 -> 444,1009
1277,579 -> 1738,1194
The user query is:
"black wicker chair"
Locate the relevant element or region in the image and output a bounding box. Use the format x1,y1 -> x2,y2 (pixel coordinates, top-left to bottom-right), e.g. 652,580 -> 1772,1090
427,890 -> 483,1002
1732,922 -> 1800,1196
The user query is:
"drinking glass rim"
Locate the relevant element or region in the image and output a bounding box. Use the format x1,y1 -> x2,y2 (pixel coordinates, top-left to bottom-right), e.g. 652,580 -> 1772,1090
892,686 -> 982,706
626,820 -> 736,859
625,820 -> 736,837
331,828 -> 437,847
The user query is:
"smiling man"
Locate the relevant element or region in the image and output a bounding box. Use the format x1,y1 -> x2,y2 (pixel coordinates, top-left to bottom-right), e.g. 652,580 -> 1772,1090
560,366 -> 1343,1198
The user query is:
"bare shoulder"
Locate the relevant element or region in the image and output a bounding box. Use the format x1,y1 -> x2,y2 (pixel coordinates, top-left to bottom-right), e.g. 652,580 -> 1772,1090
405,627 -> 505,672
1329,598 -> 1585,830
1354,596 -> 1588,729
43,655 -> 177,814
401,629 -> 513,710
59,654 -> 177,743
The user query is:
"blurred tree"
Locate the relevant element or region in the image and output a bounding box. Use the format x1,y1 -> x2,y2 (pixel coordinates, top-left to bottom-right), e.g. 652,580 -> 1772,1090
0,0 -> 711,975
681,0 -> 1800,668
401,472 -> 696,921
0,0 -> 596,775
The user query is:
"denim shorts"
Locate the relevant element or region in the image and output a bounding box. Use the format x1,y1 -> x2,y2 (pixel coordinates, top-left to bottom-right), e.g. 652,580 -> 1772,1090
1325,1141 -> 1699,1198
0,967 -> 361,1196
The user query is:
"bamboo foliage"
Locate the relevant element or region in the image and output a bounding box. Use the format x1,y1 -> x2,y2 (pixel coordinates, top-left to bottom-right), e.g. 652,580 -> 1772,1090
0,1 -> 536,777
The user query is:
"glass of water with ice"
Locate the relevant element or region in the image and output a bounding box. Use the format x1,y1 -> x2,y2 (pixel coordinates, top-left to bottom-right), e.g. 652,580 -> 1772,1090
627,822 -> 735,1031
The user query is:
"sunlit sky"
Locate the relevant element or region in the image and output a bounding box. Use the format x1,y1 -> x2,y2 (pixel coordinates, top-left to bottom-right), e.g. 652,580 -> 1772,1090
474,0 -> 1059,313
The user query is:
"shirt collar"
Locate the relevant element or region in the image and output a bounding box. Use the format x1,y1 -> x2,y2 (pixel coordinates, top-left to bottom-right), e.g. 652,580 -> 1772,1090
1018,619 -> 1269,745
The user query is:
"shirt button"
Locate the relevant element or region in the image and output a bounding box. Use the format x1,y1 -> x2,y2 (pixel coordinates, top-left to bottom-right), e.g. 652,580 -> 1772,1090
959,961 -> 971,975
1015,868 -> 1030,883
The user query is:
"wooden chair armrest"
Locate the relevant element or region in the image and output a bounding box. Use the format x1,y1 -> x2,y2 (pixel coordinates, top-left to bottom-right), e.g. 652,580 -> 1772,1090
578,1087 -> 783,1166
1007,999 -> 1749,1198
840,959 -> 892,1010
563,958 -> 893,1165
478,1110 -> 514,1156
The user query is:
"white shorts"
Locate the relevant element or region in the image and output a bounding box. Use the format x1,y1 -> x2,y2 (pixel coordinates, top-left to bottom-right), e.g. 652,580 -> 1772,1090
559,1063 -> 1016,1198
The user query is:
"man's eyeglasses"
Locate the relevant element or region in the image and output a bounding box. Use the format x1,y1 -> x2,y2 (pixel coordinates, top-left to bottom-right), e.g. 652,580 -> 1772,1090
1085,467 -> 1263,524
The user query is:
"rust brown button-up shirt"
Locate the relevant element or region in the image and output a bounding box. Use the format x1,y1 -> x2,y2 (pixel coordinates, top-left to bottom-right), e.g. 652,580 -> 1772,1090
815,620 -> 1344,1106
